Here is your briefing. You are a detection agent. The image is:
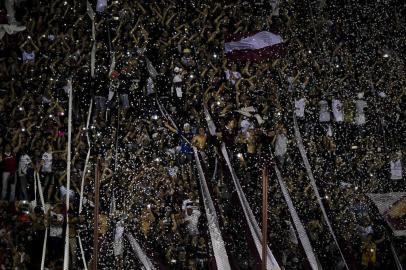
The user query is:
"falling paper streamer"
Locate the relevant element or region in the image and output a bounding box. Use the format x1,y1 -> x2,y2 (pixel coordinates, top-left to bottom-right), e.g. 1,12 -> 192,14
204,103 -> 280,270
36,173 -> 48,270
77,233 -> 88,270
78,148 -> 91,214
41,228 -> 48,270
145,57 -> 158,78
108,52 -> 116,77
293,110 -> 349,270
127,233 -> 156,270
221,144 -> 280,270
273,163 -> 322,270
86,1 -> 95,20
194,147 -> 231,270
79,101 -> 93,214
391,243 -> 404,270
4,0 -> 16,25
63,79 -> 73,270
91,43 -> 96,78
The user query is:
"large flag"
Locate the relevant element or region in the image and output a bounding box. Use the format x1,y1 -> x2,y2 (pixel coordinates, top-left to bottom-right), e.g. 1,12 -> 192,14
224,31 -> 285,62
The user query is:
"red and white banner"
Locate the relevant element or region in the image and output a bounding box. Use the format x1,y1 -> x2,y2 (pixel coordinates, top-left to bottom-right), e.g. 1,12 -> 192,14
224,31 -> 285,62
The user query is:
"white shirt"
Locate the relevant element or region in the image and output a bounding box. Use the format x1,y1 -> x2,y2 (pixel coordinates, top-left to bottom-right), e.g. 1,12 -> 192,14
319,100 -> 330,122
184,208 -> 201,236
22,51 -> 35,62
113,220 -> 125,256
287,76 -> 294,92
295,98 -> 305,118
270,0 -> 280,16
96,0 -> 107,12
147,77 -> 155,95
49,211 -> 64,237
60,185 -> 75,199
182,199 -> 196,211
275,133 -> 287,157
240,119 -> 252,134
168,166 -> 179,178
41,152 -> 52,173
18,154 -> 32,176
332,99 -> 344,122
225,69 -> 241,85
355,99 -> 367,125
390,160 -> 403,180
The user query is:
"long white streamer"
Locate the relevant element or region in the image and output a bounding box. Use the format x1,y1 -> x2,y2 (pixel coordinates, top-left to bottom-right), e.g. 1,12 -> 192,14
33,171 -> 37,207
273,164 -> 321,270
221,144 -> 280,270
292,112 -> 349,270
87,1 -> 96,79
203,105 -> 280,270
79,101 -> 93,214
63,79 -> 73,270
156,98 -> 179,137
86,101 -> 93,146
145,57 -> 158,78
77,233 -> 88,270
4,0 -> 16,25
204,105 -> 217,135
36,172 -> 48,270
91,43 -> 96,78
108,52 -> 116,77
36,173 -> 45,210
79,148 -> 91,214
391,243 -> 404,270
41,228 -> 48,270
193,147 -> 231,270
86,1 -> 95,21
126,233 -> 156,270
76,96 -> 93,270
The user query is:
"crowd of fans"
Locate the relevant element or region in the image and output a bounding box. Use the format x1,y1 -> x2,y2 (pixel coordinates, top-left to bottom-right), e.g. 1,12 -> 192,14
0,0 -> 405,269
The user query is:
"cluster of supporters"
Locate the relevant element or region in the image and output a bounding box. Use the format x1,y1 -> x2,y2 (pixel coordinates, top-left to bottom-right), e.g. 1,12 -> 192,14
0,0 -> 405,269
